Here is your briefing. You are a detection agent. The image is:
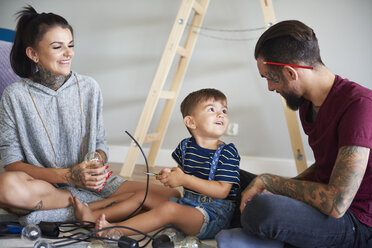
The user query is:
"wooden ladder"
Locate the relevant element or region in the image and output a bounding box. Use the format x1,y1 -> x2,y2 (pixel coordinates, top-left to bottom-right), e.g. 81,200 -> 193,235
260,0 -> 308,173
120,0 -> 307,178
120,0 -> 210,178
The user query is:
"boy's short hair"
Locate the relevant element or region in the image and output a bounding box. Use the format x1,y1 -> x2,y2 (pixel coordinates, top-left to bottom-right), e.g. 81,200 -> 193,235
181,88 -> 227,118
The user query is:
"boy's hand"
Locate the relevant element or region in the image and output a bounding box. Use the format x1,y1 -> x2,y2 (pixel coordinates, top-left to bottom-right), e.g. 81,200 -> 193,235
157,167 -> 184,188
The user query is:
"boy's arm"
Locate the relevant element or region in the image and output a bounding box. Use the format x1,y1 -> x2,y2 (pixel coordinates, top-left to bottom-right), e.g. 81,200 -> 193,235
158,167 -> 233,199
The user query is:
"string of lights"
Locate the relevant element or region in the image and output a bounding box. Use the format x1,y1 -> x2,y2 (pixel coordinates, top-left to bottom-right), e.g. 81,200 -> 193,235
186,23 -> 265,41
186,23 -> 266,32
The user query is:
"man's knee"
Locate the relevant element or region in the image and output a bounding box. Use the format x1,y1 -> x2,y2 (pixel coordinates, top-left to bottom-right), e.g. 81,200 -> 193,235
241,194 -> 284,236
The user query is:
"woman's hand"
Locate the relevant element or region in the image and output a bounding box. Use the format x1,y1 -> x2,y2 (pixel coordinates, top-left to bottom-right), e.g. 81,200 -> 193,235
157,167 -> 184,188
65,161 -> 112,191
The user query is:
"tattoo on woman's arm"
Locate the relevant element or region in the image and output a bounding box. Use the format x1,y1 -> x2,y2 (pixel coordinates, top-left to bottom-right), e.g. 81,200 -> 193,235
32,200 -> 43,211
65,167 -> 85,186
99,201 -> 117,210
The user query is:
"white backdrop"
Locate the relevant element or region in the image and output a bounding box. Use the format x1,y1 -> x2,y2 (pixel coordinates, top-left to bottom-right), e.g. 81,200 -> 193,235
1,0 -> 371,165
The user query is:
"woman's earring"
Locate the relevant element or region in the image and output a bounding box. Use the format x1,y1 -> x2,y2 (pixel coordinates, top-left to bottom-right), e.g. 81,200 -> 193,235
34,57 -> 39,63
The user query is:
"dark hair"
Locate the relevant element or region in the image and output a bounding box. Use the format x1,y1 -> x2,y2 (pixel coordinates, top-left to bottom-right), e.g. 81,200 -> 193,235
180,88 -> 227,118
10,5 -> 73,77
254,20 -> 323,68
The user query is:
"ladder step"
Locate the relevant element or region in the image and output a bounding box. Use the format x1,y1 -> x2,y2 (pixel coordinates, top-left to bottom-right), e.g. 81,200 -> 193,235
144,133 -> 161,144
160,90 -> 176,99
193,1 -> 204,15
176,46 -> 188,57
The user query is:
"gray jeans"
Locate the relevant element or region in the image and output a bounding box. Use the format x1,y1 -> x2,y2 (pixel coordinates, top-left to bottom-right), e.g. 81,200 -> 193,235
241,193 -> 372,248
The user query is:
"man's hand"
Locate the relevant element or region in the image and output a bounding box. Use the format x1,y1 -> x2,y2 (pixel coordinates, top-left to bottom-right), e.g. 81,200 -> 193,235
240,176 -> 265,213
65,161 -> 111,190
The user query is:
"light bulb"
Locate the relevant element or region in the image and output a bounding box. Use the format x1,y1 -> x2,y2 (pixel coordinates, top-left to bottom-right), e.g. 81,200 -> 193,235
86,239 -> 107,248
174,236 -> 202,248
84,152 -> 103,166
152,226 -> 186,248
105,228 -> 122,240
21,224 -> 41,242
84,151 -> 106,177
34,239 -> 55,248
160,227 -> 185,242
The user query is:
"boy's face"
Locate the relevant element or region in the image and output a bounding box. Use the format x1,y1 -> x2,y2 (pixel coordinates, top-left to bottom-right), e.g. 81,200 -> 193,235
185,98 -> 229,139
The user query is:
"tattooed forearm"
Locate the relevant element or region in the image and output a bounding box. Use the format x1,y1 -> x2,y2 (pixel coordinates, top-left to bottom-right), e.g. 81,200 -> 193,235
65,167 -> 85,186
258,146 -> 369,218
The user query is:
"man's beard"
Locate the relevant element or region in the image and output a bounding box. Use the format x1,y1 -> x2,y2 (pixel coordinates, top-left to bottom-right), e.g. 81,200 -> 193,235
281,91 -> 305,111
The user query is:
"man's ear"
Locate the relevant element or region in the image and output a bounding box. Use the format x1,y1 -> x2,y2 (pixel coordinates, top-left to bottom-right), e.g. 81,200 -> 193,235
283,65 -> 298,81
184,116 -> 196,130
26,46 -> 39,63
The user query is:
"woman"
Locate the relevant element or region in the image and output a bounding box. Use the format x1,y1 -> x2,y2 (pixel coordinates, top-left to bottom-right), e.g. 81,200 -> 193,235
0,5 -> 179,224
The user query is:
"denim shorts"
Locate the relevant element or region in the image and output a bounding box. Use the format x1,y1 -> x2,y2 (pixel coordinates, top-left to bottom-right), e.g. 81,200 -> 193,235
171,191 -> 235,239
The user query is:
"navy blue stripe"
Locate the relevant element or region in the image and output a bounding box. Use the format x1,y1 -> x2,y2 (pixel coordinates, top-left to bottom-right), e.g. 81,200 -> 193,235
172,137 -> 240,201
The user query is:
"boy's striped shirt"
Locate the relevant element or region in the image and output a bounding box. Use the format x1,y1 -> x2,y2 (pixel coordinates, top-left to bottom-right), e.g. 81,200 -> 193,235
172,137 -> 240,201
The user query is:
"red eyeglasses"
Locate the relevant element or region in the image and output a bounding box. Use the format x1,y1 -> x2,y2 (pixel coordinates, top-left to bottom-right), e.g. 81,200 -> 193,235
263,61 -> 313,70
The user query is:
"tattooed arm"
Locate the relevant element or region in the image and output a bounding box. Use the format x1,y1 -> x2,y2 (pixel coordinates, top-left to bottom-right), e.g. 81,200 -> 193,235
6,160 -> 108,190
240,146 -> 369,218
292,162 -> 317,181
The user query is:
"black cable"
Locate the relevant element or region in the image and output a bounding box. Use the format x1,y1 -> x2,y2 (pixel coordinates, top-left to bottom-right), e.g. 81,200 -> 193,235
120,130 -> 151,221
47,131 -> 156,247
6,131 -> 155,247
53,225 -> 153,247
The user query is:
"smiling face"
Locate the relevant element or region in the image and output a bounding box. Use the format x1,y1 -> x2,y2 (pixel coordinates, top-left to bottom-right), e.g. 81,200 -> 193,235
185,98 -> 229,139
257,57 -> 305,110
27,26 -> 74,77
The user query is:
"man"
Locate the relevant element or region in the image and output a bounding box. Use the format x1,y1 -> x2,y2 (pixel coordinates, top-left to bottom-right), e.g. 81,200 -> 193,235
217,20 -> 372,248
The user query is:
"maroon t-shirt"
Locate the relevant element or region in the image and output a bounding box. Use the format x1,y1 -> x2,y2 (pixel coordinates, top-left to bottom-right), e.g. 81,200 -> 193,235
300,75 -> 372,227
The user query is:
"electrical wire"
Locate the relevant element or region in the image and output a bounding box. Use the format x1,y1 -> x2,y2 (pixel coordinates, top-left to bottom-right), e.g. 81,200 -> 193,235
119,130 -> 151,221
38,131 -> 156,247
0,132 -> 161,247
186,23 -> 266,32
186,22 -> 265,41
52,225 -> 153,247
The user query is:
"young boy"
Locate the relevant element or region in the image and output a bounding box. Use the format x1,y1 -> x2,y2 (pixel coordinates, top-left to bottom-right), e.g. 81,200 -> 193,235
78,88 -> 240,239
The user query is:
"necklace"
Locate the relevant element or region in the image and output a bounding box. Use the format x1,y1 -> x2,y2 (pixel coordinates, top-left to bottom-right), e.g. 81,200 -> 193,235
23,73 -> 84,167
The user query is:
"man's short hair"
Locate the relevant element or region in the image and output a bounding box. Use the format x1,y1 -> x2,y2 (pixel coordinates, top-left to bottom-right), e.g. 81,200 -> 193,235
255,20 -> 323,68
180,88 -> 227,118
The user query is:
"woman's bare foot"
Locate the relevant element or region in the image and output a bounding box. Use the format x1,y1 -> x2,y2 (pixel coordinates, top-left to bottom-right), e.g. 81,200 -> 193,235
95,213 -> 115,237
73,196 -> 97,223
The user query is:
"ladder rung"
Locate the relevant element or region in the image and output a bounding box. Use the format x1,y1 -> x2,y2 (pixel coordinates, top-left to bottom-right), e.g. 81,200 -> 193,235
193,1 -> 204,15
144,133 -> 161,144
160,90 -> 176,99
176,46 -> 188,57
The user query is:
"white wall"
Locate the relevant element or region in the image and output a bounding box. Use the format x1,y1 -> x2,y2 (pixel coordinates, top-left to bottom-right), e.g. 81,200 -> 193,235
1,0 -> 371,171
